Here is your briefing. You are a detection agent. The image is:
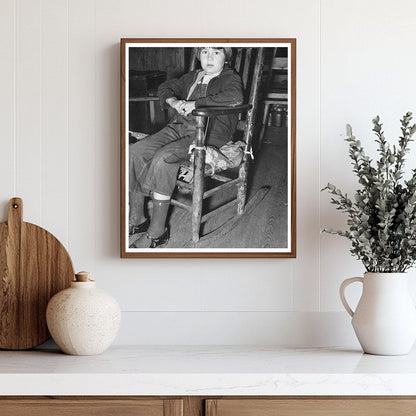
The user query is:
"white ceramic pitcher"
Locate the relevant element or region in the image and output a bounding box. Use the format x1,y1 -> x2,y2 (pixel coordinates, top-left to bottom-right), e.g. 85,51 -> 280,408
340,272 -> 416,355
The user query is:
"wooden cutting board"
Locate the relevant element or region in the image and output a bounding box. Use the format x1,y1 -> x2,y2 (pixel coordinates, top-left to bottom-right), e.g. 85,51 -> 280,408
0,197 -> 75,350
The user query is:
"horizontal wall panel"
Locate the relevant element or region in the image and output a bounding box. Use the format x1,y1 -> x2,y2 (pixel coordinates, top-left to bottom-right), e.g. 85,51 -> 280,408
99,259 -> 293,312
115,311 -> 359,346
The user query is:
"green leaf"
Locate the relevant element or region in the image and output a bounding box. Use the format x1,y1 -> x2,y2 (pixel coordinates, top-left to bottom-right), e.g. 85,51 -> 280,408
323,112 -> 416,272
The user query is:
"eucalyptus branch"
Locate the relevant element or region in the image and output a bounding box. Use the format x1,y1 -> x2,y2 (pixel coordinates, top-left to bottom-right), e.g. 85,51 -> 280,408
322,113 -> 416,272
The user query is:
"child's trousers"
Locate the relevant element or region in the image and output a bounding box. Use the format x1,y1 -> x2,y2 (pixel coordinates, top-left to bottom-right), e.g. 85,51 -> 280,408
129,118 -> 197,197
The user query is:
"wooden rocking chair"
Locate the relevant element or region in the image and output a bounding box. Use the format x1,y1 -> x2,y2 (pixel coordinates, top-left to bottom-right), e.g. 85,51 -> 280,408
170,47 -> 265,243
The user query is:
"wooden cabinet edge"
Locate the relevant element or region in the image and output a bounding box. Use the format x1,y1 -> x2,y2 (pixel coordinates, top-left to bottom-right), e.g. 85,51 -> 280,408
205,399 -> 217,416
2,396 -> 416,416
204,397 -> 416,416
164,399 -> 184,416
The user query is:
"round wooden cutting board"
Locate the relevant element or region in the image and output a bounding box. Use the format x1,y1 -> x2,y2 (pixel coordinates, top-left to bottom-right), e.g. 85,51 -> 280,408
0,197 -> 75,350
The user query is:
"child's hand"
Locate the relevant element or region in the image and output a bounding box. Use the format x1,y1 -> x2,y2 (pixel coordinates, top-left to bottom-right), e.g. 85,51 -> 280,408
166,98 -> 195,116
166,97 -> 186,114
179,101 -> 196,116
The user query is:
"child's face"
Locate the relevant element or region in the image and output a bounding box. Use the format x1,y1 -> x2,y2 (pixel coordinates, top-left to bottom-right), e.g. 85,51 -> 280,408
200,48 -> 226,75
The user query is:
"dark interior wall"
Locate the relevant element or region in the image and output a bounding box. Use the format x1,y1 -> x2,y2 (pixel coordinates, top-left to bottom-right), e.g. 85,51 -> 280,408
128,47 -> 189,133
129,47 -> 187,79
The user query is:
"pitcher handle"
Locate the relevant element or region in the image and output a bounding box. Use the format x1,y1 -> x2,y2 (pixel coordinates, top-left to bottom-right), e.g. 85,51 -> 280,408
339,277 -> 363,317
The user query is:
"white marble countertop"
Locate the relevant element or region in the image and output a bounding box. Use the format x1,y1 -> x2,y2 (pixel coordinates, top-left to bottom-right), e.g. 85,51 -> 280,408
1,344 -> 416,396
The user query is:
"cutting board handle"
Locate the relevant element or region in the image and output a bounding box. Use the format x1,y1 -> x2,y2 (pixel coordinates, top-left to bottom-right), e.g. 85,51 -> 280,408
8,197 -> 23,239
1,197 -> 75,350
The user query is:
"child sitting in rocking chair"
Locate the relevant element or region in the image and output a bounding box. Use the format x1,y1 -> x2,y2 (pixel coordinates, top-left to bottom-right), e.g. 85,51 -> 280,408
129,46 -> 243,248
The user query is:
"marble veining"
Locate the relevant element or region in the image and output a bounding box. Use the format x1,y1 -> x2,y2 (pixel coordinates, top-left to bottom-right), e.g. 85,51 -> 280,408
1,344 -> 416,395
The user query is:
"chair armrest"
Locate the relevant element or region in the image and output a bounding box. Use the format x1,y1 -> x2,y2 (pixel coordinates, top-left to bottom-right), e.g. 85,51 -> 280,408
192,104 -> 252,117
129,96 -> 160,102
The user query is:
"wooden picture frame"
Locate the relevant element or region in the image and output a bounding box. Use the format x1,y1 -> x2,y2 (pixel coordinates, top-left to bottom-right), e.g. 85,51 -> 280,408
121,38 -> 296,258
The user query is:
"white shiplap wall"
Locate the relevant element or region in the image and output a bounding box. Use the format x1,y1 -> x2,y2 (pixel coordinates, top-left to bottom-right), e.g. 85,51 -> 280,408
1,0 -> 415,346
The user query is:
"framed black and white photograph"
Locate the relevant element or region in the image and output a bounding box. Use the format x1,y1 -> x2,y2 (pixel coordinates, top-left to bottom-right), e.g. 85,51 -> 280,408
121,38 -> 296,258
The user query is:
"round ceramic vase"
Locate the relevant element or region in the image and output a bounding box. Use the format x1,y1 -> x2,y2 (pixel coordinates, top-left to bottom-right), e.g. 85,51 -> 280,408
340,272 -> 416,355
46,271 -> 121,356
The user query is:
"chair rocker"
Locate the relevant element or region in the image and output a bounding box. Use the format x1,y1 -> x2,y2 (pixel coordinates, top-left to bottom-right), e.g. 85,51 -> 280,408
170,47 -> 266,244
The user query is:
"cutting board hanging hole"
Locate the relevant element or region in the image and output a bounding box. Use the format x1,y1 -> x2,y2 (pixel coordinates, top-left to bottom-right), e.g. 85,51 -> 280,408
0,197 -> 75,350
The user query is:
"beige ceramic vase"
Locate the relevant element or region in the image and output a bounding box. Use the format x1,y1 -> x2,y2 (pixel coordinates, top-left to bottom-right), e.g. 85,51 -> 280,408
46,271 -> 121,355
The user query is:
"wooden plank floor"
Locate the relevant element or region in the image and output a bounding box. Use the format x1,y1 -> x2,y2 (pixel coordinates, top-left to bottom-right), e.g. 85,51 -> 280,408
132,126 -> 288,249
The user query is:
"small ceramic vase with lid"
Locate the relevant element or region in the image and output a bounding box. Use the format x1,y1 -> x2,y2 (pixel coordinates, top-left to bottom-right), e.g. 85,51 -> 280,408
46,271 -> 121,355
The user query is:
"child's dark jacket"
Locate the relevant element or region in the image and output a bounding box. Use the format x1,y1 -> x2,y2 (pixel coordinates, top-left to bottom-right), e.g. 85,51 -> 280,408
158,67 -> 243,148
